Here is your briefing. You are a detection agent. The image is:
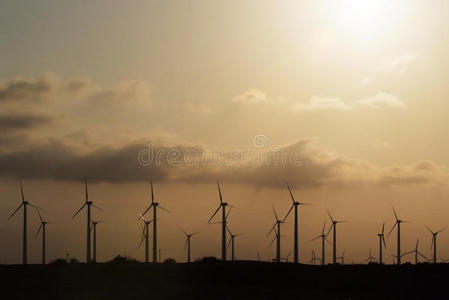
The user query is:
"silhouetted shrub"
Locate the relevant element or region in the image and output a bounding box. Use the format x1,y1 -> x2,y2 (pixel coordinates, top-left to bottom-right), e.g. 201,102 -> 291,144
196,256 -> 219,263
69,258 -> 80,264
163,258 -> 176,264
49,258 -> 68,265
108,255 -> 138,263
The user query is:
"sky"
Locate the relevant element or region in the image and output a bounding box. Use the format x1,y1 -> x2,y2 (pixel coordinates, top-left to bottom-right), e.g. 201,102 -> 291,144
1,0 -> 449,264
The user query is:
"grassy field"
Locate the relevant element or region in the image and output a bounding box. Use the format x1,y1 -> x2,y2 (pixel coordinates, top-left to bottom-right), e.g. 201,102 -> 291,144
0,261 -> 446,299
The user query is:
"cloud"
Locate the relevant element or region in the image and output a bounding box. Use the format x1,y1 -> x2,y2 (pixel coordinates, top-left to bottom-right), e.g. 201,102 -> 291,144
357,92 -> 406,109
291,96 -> 353,111
383,54 -> 417,73
0,113 -> 52,132
232,88 -> 279,104
0,74 -> 57,102
0,137 -> 446,189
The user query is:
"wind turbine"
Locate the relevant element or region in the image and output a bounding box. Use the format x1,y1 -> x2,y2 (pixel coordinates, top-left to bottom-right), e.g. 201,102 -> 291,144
140,180 -> 169,263
377,222 -> 387,264
267,206 -> 285,262
9,182 -> 41,265
182,228 -> 199,263
326,210 -> 345,264
387,206 -> 408,265
311,221 -> 328,265
364,248 -> 377,264
403,238 -> 428,264
138,213 -> 153,263
337,250 -> 346,265
310,250 -> 321,265
425,226 -> 445,264
90,218 -> 103,262
73,178 -> 102,263
35,209 -> 53,265
207,181 -> 232,261
227,226 -> 241,261
283,182 -> 310,264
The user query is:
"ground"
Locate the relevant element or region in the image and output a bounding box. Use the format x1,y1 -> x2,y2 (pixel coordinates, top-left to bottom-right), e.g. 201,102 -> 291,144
0,261 -> 445,299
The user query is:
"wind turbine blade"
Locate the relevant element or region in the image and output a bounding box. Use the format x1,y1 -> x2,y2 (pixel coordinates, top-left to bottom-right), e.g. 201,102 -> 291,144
217,181 -> 223,204
227,238 -> 232,249
425,225 -> 433,234
387,222 -> 397,238
85,178 -> 88,202
36,209 -> 43,222
158,205 -> 170,213
310,235 -> 321,242
286,182 -> 295,204
8,203 -> 23,219
226,226 -> 232,236
35,224 -> 43,237
92,204 -> 103,211
267,222 -> 277,237
436,228 -> 445,235
137,213 -> 146,222
191,232 -> 199,236
382,222 -> 385,235
184,237 -> 188,250
72,203 -> 86,219
321,221 -> 326,235
392,205 -> 398,221
140,204 -> 153,218
29,203 -> 42,210
225,207 -> 232,220
325,223 -> 333,238
326,209 -> 334,223
19,182 -> 25,203
150,180 -> 154,204
272,206 -> 279,222
180,227 -> 187,236
382,236 -> 387,248
325,237 -> 332,245
208,205 -> 221,223
282,204 -> 294,223
268,235 -> 276,248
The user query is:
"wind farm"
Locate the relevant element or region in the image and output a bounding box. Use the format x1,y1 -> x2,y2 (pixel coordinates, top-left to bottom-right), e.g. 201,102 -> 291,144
3,0 -> 449,298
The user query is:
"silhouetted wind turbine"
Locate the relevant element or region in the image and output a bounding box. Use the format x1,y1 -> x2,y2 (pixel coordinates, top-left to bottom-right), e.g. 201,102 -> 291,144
267,206 -> 285,262
364,248 -> 377,264
425,226 -> 445,264
387,206 -> 408,265
227,226 -> 241,261
138,213 -> 153,263
337,250 -> 346,265
73,178 -> 102,263
283,182 -> 310,264
377,222 -> 387,264
326,210 -> 346,264
35,209 -> 53,265
403,238 -> 428,264
310,250 -> 321,265
90,218 -> 103,262
140,180 -> 169,263
207,181 -> 232,261
311,221 -> 329,265
9,183 -> 41,265
182,228 -> 199,263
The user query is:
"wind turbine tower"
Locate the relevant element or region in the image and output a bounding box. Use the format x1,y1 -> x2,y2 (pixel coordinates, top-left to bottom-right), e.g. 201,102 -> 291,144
9,183 -> 41,265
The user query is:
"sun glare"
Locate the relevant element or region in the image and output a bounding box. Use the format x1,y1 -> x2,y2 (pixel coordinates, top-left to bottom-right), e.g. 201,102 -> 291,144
328,0 -> 402,40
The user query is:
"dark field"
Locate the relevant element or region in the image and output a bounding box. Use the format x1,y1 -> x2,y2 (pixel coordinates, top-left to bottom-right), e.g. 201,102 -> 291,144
1,261 -> 447,299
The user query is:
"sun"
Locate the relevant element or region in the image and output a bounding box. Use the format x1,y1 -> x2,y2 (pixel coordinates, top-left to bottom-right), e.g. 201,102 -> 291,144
328,0 -> 401,41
